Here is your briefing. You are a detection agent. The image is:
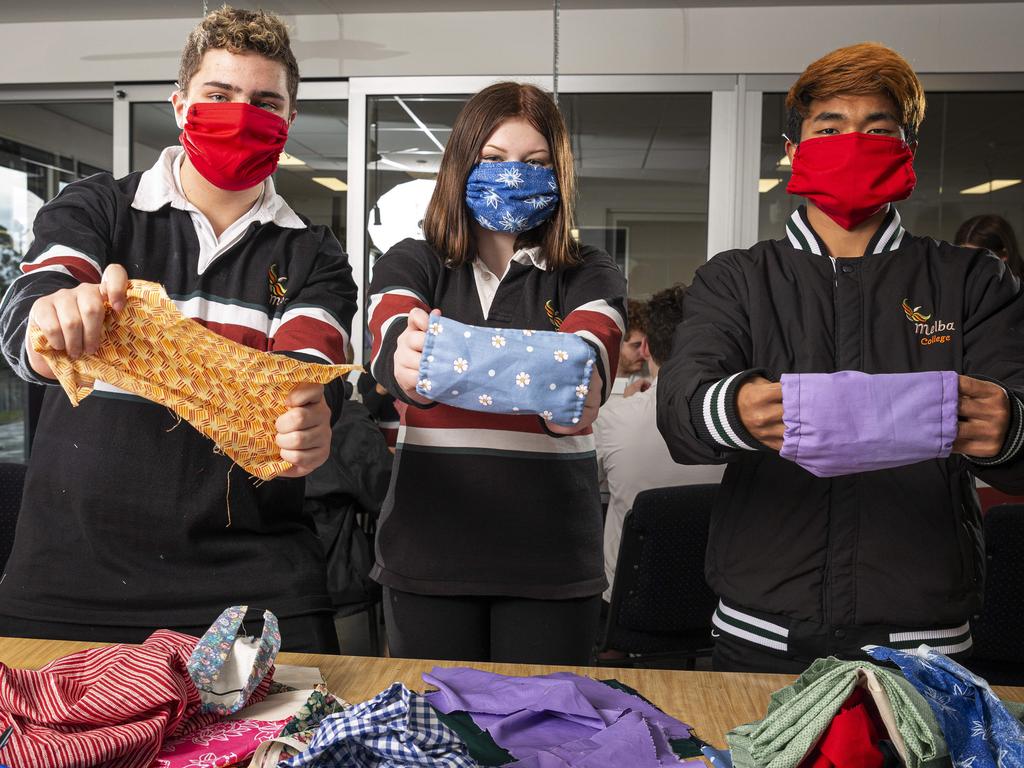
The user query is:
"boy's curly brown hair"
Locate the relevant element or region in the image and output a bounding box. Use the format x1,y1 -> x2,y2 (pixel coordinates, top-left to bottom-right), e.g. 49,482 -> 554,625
644,284 -> 687,366
178,5 -> 299,109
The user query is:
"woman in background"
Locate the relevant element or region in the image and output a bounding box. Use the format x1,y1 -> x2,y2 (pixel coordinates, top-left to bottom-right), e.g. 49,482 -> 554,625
956,213 -> 1023,281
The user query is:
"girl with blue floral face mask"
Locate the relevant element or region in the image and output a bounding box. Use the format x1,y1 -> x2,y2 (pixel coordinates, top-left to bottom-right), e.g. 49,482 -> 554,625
366,82 -> 627,666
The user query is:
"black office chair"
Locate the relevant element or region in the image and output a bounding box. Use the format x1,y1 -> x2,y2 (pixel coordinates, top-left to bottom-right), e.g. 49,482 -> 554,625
0,461 -> 27,572
967,503 -> 1024,685
596,483 -> 718,669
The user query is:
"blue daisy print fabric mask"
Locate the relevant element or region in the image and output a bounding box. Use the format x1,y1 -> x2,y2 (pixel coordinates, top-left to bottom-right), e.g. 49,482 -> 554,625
465,161 -> 560,234
416,316 -> 595,426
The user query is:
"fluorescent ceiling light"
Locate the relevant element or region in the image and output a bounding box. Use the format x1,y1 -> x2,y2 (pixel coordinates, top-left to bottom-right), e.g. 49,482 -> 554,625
393,96 -> 446,152
759,178 -> 782,193
312,176 -> 348,192
378,156 -> 413,171
960,179 -> 1022,195
777,154 -> 791,168
278,152 -> 306,167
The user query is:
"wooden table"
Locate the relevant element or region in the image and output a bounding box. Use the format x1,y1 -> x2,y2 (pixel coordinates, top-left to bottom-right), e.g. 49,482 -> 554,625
3,636 -> 1024,752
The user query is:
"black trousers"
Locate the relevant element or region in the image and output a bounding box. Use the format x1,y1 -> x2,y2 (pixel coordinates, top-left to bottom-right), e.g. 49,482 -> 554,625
383,587 -> 602,665
0,611 -> 341,654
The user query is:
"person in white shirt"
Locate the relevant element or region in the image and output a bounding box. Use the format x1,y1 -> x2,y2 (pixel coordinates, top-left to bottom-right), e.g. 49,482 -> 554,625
595,284 -> 725,602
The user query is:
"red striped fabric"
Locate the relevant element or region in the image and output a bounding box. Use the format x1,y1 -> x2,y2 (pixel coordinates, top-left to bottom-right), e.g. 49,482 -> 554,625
0,630 -> 271,768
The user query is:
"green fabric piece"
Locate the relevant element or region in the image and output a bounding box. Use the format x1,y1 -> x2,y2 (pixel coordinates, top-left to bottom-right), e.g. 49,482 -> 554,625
1005,697 -> 1024,721
668,736 -> 708,759
433,709 -> 515,767
279,689 -> 348,738
725,657 -> 949,768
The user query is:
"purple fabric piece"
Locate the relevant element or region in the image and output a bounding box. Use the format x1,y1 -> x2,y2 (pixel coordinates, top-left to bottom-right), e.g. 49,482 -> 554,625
779,370 -> 958,478
506,711 -> 704,768
422,667 -> 691,762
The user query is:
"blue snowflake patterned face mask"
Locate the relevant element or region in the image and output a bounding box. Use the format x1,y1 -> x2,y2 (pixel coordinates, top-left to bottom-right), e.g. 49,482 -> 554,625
465,161 -> 560,234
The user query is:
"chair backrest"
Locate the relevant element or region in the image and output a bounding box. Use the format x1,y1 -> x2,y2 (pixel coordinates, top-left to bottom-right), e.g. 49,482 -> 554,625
608,483 -> 718,634
973,503 -> 1024,663
0,461 -> 27,571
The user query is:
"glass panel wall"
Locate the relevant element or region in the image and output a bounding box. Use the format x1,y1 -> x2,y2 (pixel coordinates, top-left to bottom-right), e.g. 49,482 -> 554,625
363,92 -> 713,355
758,92 -> 1024,245
0,101 -> 112,460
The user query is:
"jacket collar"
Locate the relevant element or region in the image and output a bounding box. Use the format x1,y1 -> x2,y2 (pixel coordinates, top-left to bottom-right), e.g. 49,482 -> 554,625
784,204 -> 907,257
132,146 -> 306,230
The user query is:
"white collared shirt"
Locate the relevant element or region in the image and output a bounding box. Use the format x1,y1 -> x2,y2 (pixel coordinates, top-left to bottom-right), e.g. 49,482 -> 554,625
131,146 -> 306,275
472,246 -> 547,317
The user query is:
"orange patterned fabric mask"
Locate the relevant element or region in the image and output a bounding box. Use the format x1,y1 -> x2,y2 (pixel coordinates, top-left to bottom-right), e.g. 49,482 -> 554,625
30,280 -> 359,481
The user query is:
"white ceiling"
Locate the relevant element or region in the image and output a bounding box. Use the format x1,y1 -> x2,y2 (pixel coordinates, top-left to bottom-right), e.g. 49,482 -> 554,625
0,0 -> 1013,23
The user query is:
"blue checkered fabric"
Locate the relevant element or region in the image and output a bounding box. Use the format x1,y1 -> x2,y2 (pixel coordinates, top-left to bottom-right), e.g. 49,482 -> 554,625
416,317 -> 596,426
280,682 -> 477,767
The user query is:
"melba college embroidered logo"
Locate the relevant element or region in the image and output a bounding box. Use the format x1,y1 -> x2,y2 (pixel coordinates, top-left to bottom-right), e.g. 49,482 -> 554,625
268,264 -> 288,306
902,298 -> 955,346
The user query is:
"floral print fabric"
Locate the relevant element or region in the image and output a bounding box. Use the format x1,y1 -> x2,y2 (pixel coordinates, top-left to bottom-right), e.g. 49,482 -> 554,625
186,605 -> 281,716
416,317 -> 595,426
152,717 -> 289,768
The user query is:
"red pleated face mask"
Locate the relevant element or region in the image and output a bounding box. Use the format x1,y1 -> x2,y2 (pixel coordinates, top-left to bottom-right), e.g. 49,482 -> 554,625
179,102 -> 289,191
786,132 -> 917,230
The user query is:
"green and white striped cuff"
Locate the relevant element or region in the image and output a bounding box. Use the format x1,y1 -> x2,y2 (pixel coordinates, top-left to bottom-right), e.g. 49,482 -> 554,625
691,371 -> 765,453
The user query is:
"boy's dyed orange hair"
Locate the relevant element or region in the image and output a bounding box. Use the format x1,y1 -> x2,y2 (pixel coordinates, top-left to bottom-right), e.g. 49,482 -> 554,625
785,42 -> 926,142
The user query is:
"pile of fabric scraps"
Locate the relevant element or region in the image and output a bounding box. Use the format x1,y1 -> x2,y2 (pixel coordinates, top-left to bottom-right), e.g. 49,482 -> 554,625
724,647 -> 1024,768
726,655 -> 946,768
0,604 -> 279,768
30,279 -> 359,481
865,645 -> 1024,768
422,667 -> 704,767
276,681 -> 477,767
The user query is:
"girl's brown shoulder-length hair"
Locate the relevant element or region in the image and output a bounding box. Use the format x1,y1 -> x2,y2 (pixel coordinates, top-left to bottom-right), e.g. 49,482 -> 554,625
423,81 -> 579,270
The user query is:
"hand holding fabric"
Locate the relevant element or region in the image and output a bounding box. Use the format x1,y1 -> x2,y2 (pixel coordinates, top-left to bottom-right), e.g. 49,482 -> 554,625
277,383 -> 332,477
546,368 -> 602,434
737,376 -> 784,450
393,307 -> 432,404
27,263 -> 128,378
954,375 -> 1010,458
779,370 -> 958,478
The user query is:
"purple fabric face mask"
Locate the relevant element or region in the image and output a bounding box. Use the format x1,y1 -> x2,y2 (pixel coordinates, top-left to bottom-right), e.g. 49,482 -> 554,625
779,370 -> 959,478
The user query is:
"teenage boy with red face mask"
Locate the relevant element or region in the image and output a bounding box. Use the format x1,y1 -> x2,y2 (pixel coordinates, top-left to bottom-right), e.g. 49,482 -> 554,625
658,43 -> 1024,673
0,7 -> 356,652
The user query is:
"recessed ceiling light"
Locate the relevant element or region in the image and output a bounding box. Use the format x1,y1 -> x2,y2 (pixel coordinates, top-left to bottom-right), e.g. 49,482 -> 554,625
312,177 -> 348,192
960,179 -> 1022,195
759,178 -> 782,193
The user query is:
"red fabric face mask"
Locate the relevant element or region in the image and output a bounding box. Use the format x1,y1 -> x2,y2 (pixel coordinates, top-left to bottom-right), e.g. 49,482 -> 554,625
786,132 -> 916,230
179,102 -> 289,191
